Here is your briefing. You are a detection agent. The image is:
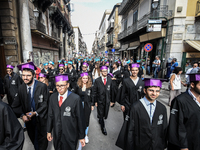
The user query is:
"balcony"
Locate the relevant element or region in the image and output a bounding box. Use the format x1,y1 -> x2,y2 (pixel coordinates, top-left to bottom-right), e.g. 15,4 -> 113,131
52,31 -> 57,39
118,0 -> 136,15
106,22 -> 114,33
106,40 -> 113,47
37,22 -> 46,34
118,5 -> 173,41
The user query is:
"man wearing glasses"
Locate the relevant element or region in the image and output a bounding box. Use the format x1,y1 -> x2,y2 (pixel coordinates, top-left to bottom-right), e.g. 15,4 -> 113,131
93,66 -> 113,135
4,65 -> 23,106
117,78 -> 168,150
47,74 -> 85,150
12,62 -> 48,150
58,64 -> 65,74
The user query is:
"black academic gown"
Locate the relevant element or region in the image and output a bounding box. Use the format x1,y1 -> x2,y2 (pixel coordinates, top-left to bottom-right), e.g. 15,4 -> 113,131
0,99 -> 24,150
93,76 -> 112,119
66,68 -> 77,90
138,67 -> 144,78
120,77 -> 144,113
168,92 -> 200,150
4,72 -> 23,105
125,100 -> 168,150
41,68 -> 48,73
12,80 -> 48,150
47,91 -> 85,150
111,70 -> 122,103
75,86 -> 94,127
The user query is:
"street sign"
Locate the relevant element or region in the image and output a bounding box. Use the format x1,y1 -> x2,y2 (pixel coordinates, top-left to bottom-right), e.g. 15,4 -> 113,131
112,48 -> 115,52
105,51 -> 108,54
147,24 -> 162,32
144,43 -> 153,52
148,20 -> 162,24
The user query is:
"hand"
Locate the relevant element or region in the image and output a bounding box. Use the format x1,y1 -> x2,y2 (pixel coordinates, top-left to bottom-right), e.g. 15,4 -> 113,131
91,106 -> 94,111
110,102 -> 114,107
26,111 -> 36,119
171,87 -> 174,91
181,149 -> 188,150
79,139 -> 85,147
112,78 -> 116,80
49,91 -> 53,93
121,105 -> 125,112
95,102 -> 98,107
47,133 -> 53,141
22,115 -> 29,123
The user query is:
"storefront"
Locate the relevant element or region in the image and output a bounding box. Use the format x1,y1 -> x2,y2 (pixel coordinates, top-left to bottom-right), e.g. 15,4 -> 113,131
31,30 -> 60,67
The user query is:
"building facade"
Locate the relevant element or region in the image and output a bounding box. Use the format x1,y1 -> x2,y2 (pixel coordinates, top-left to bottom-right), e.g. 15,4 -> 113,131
0,0 -> 73,78
73,26 -> 87,57
97,9 -> 111,57
106,3 -> 122,59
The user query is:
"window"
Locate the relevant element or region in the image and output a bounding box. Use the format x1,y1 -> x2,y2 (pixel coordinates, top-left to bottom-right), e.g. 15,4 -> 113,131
124,19 -> 127,30
133,10 -> 138,24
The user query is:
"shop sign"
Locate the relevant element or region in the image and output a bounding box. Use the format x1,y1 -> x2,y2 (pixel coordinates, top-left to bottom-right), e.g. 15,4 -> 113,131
147,24 -> 162,32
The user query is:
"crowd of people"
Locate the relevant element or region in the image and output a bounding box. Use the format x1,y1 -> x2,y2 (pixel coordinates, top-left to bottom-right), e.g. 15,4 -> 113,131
0,56 -> 200,150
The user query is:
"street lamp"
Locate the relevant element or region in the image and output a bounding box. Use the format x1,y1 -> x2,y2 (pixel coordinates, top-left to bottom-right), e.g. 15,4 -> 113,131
33,8 -> 39,18
152,0 -> 159,10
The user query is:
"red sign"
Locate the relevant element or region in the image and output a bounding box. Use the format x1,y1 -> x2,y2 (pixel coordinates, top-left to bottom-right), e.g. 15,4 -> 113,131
144,43 -> 153,52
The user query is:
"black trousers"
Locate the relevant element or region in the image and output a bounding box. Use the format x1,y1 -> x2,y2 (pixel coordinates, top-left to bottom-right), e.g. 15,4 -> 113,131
99,117 -> 105,129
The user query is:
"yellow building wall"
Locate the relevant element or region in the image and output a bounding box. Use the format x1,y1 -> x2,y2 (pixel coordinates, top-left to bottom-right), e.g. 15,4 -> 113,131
186,0 -> 197,16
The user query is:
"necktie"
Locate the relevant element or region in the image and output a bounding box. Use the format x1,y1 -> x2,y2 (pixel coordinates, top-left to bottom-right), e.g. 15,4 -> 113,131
9,76 -> 11,80
150,103 -> 153,124
104,78 -> 106,85
59,96 -> 63,107
28,87 -> 32,111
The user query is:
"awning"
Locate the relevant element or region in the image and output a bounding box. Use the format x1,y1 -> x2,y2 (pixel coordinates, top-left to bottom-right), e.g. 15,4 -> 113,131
127,46 -> 139,51
119,48 -> 127,51
185,40 -> 200,51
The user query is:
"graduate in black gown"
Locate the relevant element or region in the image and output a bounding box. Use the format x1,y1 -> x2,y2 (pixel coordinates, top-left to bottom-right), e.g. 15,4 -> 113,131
78,62 -> 93,82
93,66 -> 112,135
47,74 -> 85,150
48,61 -> 58,89
120,63 -> 144,119
111,62 -> 122,106
38,73 -> 53,96
41,63 -> 48,73
4,65 -> 23,106
66,61 -> 77,91
116,78 -> 168,150
168,73 -> 200,150
12,62 -> 48,150
75,72 -> 94,148
0,97 -> 24,150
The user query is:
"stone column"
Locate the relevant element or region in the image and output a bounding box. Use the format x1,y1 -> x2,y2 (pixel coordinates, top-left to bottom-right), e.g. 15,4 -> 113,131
63,26 -> 68,59
19,0 -> 33,62
58,21 -> 63,59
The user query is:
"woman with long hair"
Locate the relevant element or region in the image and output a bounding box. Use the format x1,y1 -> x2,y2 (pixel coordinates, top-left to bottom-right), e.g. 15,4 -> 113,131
75,72 -> 94,149
92,63 -> 101,82
38,73 -> 53,95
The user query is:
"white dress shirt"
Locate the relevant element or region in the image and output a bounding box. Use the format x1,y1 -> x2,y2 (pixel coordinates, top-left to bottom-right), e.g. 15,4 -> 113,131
188,88 -> 200,107
102,76 -> 107,84
58,90 -> 68,104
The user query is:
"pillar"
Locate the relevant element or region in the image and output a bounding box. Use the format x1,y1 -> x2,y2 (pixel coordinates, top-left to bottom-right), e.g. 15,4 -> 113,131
63,26 -> 68,59
58,20 -> 63,59
19,0 -> 33,63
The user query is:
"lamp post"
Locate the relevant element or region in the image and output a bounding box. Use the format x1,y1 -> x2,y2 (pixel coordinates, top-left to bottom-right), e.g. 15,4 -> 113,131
33,8 -> 39,18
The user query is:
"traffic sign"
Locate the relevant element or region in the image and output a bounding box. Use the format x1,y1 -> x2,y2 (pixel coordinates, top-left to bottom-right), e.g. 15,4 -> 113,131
105,51 -> 108,54
144,43 -> 153,52
112,49 -> 115,52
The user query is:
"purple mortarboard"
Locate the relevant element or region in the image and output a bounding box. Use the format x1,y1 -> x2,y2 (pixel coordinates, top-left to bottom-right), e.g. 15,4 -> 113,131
130,63 -> 140,68
17,62 -> 37,71
59,64 -> 64,68
144,78 -> 167,88
100,66 -> 108,70
39,73 -> 47,78
6,65 -> 14,69
187,73 -> 200,82
105,62 -> 109,64
83,62 -> 89,67
107,73 -> 113,78
118,61 -> 121,64
54,74 -> 69,83
81,72 -> 89,77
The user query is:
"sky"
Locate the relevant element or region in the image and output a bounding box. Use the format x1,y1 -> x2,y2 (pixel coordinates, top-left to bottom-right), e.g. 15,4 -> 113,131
71,0 -> 122,54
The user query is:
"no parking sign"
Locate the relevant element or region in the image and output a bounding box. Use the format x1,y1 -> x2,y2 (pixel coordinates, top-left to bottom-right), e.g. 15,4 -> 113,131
144,43 -> 153,52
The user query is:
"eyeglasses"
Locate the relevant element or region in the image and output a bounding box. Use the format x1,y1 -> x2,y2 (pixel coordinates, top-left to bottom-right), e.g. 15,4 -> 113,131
59,69 -> 64,70
56,84 -> 67,89
82,66 -> 87,68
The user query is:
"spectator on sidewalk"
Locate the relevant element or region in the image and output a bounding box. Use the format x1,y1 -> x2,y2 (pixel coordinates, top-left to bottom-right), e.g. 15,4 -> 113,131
170,58 -> 178,73
147,57 -> 151,75
185,62 -> 198,89
169,67 -> 186,106
152,56 -> 161,78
